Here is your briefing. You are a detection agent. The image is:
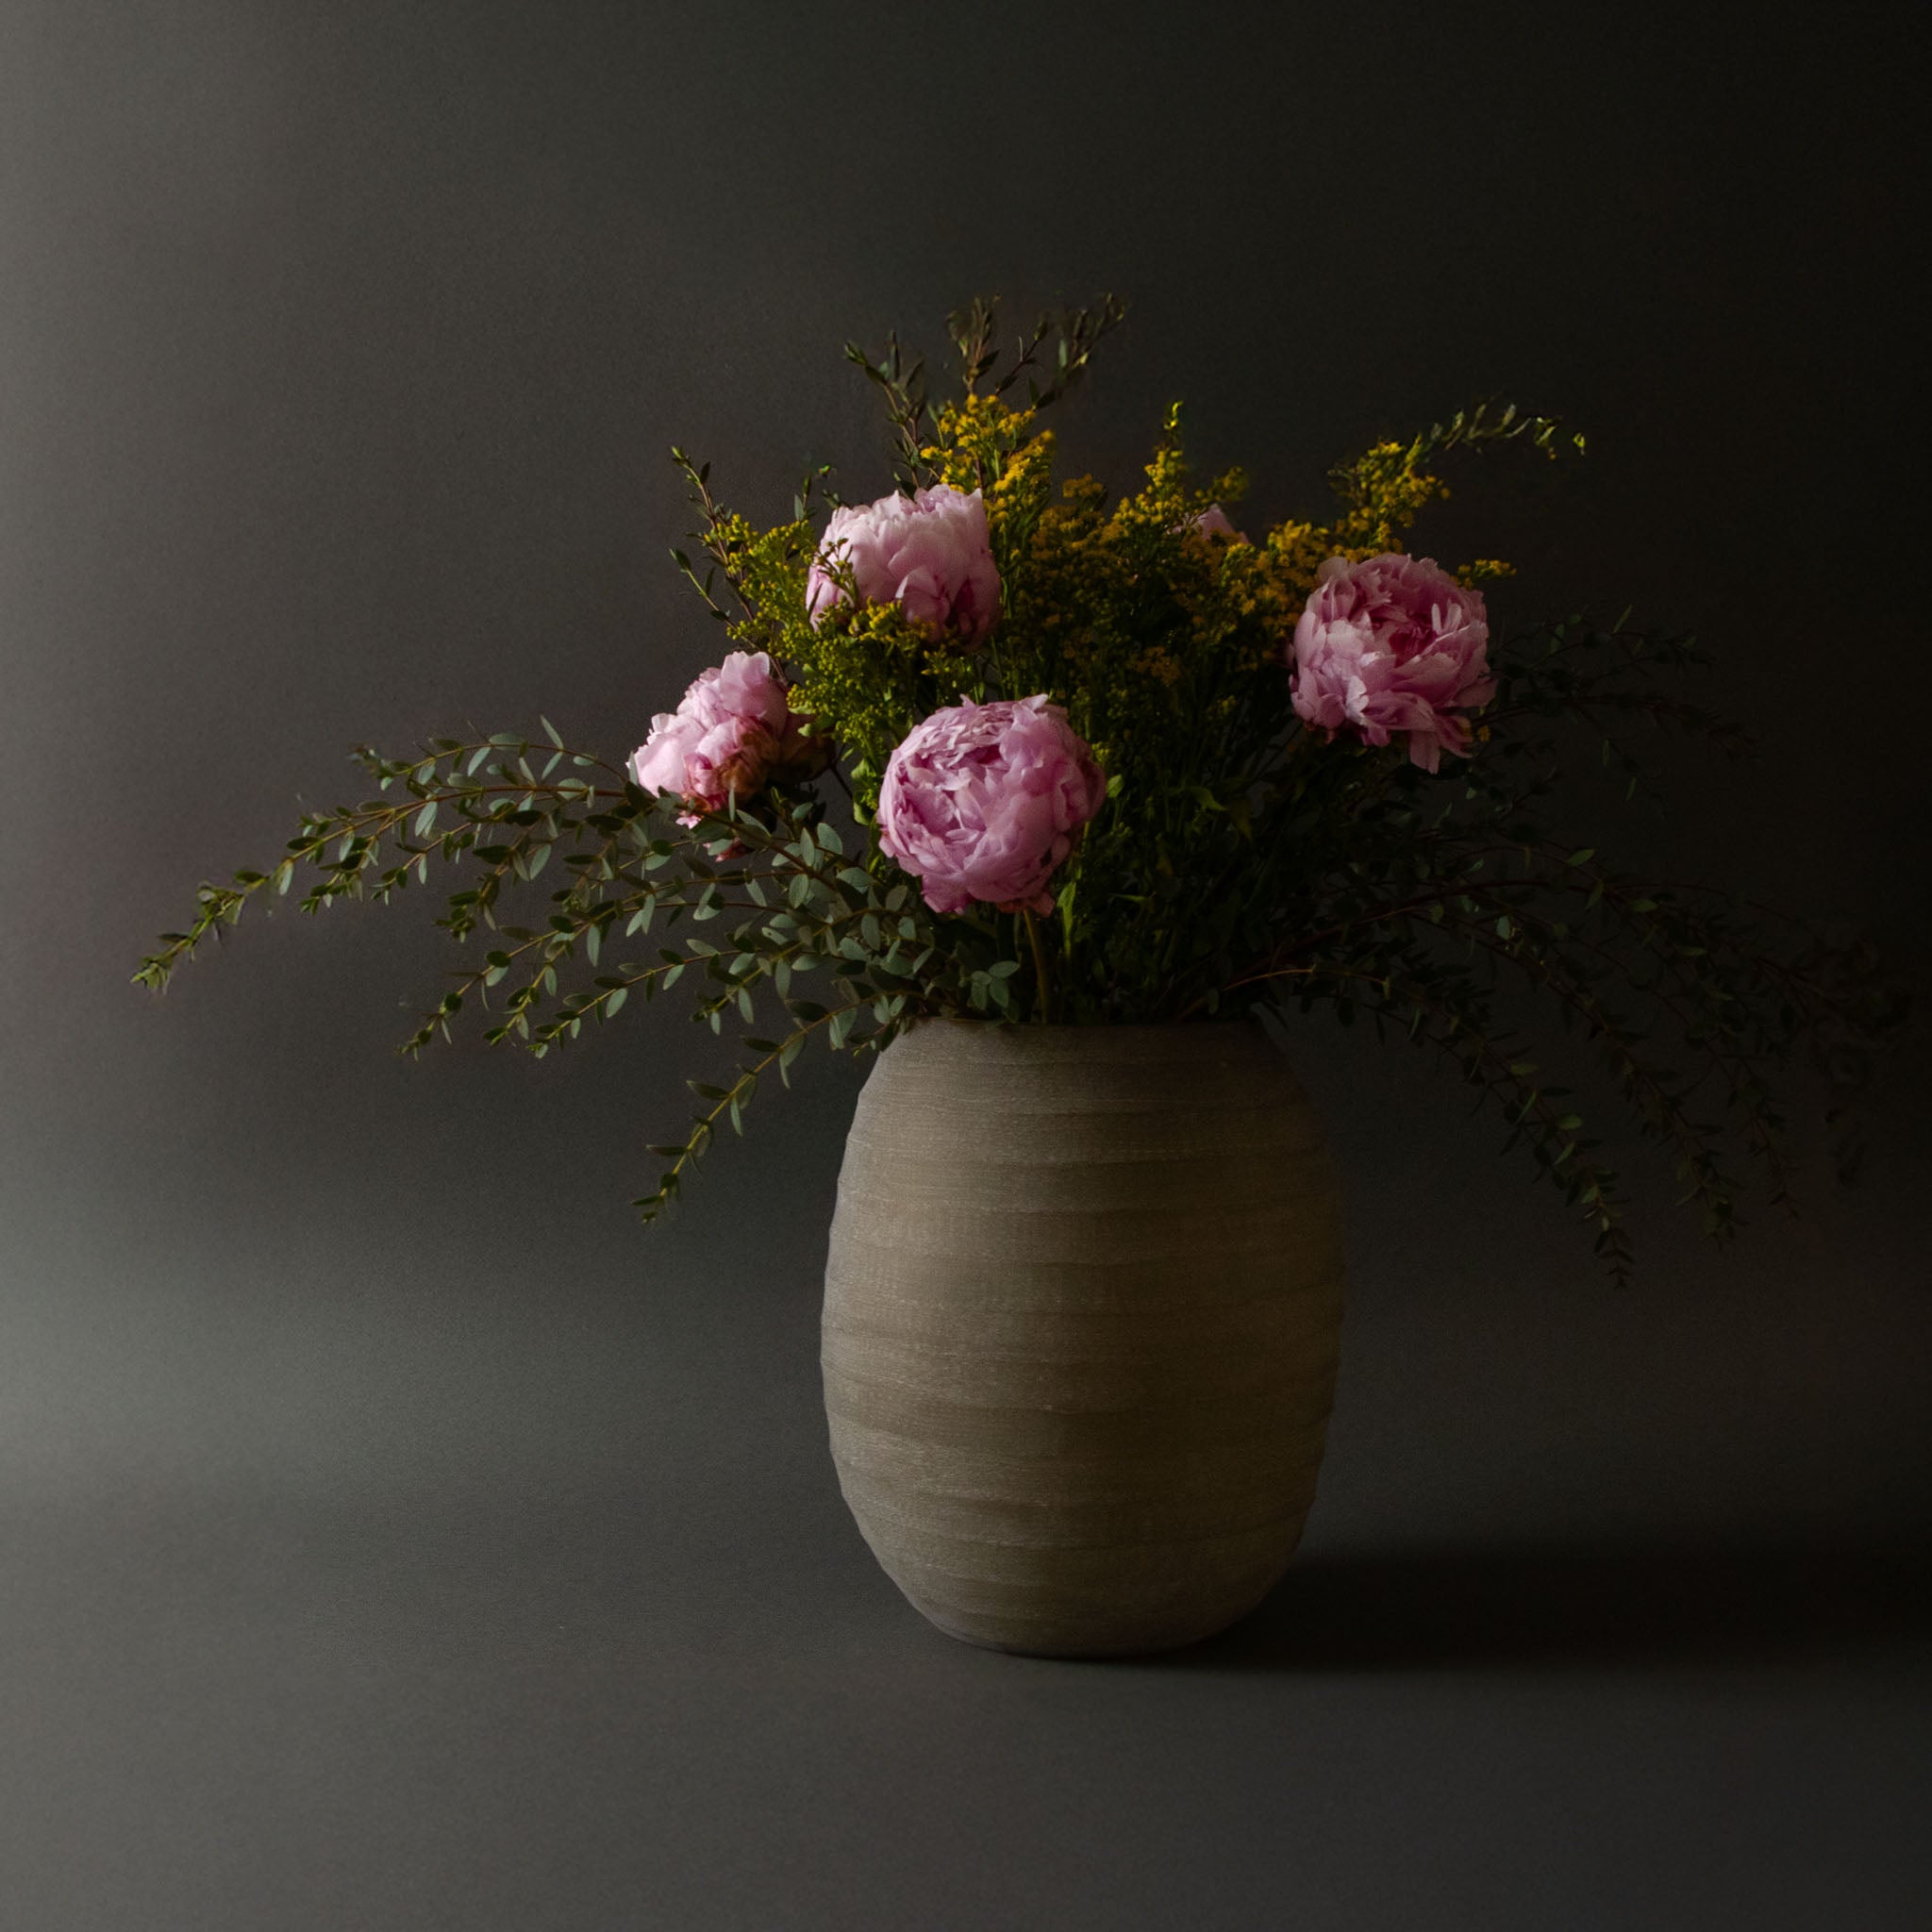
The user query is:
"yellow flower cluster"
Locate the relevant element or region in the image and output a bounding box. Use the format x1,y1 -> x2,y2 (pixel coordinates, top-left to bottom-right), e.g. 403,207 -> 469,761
1253,438 -> 1490,598
922,395 -> 1054,508
715,381 -> 1518,818
1330,439 -> 1452,551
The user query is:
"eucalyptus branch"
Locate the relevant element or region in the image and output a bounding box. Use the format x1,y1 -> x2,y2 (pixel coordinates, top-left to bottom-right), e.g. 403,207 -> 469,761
1412,902 -> 1757,1236
134,735 -> 621,991
842,331 -> 930,488
636,990 -> 882,1224
1277,950 -> 1637,1282
670,446 -> 762,624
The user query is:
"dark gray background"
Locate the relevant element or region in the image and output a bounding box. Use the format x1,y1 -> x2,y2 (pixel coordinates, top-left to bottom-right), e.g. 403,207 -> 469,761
4,3 -> 1928,1926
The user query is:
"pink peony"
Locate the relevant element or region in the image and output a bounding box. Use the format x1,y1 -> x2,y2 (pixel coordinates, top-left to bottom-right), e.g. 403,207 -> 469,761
629,650 -> 822,824
876,696 -> 1106,917
1290,554 -> 1493,773
806,484 -> 1001,642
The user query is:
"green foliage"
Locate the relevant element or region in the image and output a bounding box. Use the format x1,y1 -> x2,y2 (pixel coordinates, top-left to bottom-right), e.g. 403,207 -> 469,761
135,737 -> 1026,1226
136,299 -> 1899,1278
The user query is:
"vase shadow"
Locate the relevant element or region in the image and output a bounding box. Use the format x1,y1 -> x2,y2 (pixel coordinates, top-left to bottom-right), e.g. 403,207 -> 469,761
1146,1541 -> 1932,1674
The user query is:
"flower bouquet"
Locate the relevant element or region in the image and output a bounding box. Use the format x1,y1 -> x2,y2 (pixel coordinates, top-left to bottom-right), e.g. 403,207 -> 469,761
140,299 -> 1878,1654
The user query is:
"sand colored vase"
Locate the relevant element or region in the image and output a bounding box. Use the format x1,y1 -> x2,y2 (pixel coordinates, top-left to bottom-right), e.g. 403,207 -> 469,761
821,1020 -> 1346,1657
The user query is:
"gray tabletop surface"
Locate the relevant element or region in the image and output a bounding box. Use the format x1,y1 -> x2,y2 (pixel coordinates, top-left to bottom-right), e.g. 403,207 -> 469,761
7,1010 -> 1927,1931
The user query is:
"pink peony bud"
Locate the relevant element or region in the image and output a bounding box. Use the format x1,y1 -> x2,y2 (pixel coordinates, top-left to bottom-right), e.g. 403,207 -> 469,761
806,484 -> 1001,643
1190,504 -> 1248,544
629,650 -> 824,824
876,695 -> 1107,917
1290,554 -> 1493,773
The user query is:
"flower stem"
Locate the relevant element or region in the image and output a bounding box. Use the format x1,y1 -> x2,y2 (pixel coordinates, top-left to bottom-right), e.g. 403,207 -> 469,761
1022,908 -> 1054,1024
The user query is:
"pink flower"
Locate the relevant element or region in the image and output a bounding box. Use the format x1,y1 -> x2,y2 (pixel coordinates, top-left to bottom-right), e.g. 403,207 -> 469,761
1190,504 -> 1248,544
629,650 -> 823,824
877,696 -> 1107,917
806,485 -> 1001,642
1290,554 -> 1493,773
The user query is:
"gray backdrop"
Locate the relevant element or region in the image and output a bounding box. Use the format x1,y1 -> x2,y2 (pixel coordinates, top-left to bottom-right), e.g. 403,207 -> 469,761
3,3 -> 1927,1927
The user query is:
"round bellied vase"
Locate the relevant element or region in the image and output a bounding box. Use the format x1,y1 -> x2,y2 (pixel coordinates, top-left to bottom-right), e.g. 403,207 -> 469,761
820,1019 -> 1346,1657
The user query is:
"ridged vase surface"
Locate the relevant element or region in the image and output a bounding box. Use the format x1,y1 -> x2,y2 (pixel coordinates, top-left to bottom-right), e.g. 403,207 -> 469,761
820,1020 -> 1345,1657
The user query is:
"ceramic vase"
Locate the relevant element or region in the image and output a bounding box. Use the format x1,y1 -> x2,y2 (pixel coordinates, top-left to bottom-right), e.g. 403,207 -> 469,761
821,1020 -> 1346,1657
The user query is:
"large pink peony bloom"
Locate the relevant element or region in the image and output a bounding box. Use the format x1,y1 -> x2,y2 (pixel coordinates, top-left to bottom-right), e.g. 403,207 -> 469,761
806,484 -> 1001,642
877,695 -> 1106,916
1290,554 -> 1493,773
629,650 -> 822,824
